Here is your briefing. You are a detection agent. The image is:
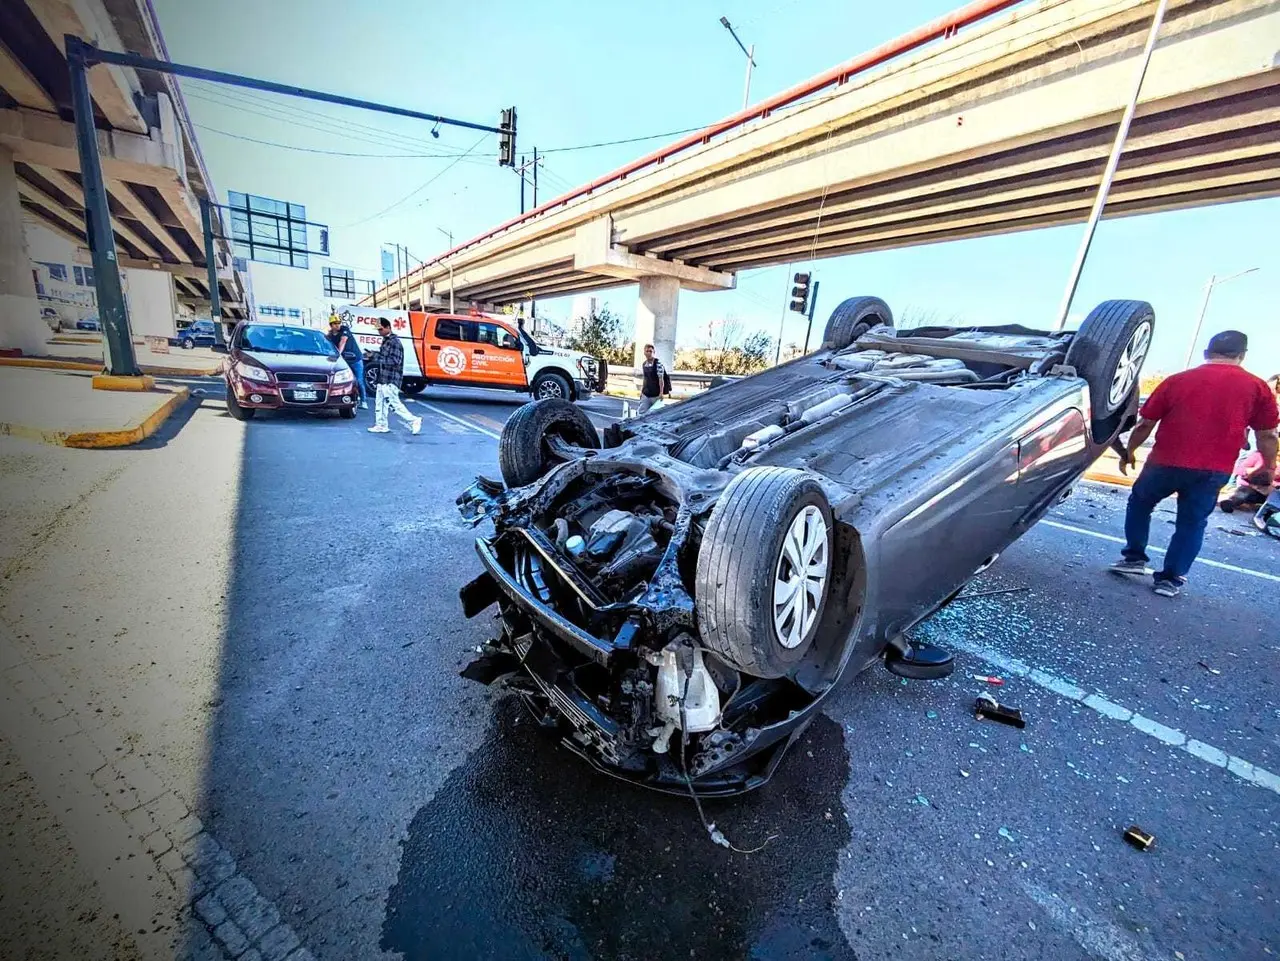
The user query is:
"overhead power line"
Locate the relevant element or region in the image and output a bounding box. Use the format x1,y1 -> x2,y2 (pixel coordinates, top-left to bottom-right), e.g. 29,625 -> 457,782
192,122 -> 491,159
337,133 -> 489,229
540,125 -> 707,154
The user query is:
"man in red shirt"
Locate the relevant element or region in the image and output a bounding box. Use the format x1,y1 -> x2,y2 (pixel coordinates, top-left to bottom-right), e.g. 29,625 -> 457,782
1111,330 -> 1278,597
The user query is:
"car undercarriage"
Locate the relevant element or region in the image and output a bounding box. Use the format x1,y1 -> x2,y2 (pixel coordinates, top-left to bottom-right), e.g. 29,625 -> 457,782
456,297 -> 1153,794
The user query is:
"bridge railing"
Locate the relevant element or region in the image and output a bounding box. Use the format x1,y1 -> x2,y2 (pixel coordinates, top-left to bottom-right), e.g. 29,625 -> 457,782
605,365 -> 741,397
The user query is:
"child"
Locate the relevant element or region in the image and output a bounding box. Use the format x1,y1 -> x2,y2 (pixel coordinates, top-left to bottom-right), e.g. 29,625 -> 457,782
1219,448 -> 1272,513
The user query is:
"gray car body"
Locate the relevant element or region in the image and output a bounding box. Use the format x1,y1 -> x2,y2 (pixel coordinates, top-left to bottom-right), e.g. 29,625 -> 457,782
459,324 -> 1131,792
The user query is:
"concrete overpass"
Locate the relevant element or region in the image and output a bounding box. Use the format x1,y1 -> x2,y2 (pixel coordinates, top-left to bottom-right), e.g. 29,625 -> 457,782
0,0 -> 244,353
364,0 -> 1280,365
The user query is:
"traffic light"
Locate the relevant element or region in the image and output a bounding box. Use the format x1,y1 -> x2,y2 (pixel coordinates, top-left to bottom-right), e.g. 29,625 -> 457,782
498,107 -> 517,167
789,272 -> 811,314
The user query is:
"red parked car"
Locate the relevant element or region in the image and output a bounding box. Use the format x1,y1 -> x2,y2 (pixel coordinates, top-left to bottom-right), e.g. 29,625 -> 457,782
219,322 -> 358,421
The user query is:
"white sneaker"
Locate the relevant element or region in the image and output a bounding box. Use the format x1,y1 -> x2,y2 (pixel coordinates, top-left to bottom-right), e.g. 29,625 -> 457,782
360,401 -> 368,410
367,425 -> 390,433
411,417 -> 423,435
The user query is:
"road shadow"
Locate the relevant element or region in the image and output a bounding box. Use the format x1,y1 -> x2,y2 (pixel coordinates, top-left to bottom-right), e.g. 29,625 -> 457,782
381,697 -> 856,961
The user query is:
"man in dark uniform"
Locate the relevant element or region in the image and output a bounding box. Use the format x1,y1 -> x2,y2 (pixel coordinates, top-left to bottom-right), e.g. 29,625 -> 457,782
638,343 -> 671,415
327,310 -> 367,410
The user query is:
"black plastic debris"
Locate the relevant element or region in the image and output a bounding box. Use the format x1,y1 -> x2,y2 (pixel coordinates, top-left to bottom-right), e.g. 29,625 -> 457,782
974,693 -> 1026,729
1123,825 -> 1155,851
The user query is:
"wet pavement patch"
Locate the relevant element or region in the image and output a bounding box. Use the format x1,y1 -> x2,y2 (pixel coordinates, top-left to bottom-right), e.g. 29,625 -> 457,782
382,697 -> 856,961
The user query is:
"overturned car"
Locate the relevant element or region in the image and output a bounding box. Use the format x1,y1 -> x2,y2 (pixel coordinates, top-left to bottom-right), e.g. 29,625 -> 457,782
457,296 -> 1153,795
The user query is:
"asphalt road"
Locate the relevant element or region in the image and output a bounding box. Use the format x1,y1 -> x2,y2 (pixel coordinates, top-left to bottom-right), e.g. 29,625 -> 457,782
0,380 -> 1276,961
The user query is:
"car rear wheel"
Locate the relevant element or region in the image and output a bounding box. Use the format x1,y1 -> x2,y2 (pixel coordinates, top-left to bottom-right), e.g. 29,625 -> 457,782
225,390 -> 255,421
1065,300 -> 1155,426
401,379 -> 426,396
364,365 -> 378,397
498,398 -> 600,488
182,337 -> 194,350
822,296 -> 893,351
532,370 -> 573,401
695,467 -> 834,678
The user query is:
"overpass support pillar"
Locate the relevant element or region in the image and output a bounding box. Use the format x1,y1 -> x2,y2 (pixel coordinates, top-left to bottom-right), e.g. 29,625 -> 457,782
0,145 -> 50,356
634,275 -> 679,369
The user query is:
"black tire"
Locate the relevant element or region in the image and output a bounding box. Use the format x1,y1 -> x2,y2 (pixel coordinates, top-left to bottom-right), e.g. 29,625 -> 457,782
1065,300 -> 1154,424
225,390 -> 255,421
822,296 -> 893,351
401,379 -> 426,396
532,370 -> 574,401
364,365 -> 379,397
498,398 -> 600,488
182,337 -> 194,350
339,406 -> 356,419
695,467 -> 835,678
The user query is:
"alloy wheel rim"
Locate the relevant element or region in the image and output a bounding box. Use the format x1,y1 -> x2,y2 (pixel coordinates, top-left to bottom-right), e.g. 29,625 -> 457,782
1109,321 -> 1152,407
773,505 -> 828,649
538,380 -> 564,399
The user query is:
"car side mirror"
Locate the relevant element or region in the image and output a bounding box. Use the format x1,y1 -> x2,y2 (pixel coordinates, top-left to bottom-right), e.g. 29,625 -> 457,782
501,335 -> 520,350
211,343 -> 229,354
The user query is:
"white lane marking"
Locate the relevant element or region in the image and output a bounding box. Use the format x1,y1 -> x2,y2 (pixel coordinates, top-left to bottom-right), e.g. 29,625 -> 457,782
1044,518 -> 1280,584
948,635 -> 1280,796
416,401 -> 501,440
1022,883 -> 1157,961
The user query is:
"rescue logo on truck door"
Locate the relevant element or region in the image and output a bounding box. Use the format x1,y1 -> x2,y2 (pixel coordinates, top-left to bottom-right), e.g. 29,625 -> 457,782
438,345 -> 468,376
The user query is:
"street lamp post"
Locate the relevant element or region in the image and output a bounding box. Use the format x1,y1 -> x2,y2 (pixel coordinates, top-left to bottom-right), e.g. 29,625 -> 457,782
1184,267 -> 1260,369
719,17 -> 757,110
437,227 -> 455,314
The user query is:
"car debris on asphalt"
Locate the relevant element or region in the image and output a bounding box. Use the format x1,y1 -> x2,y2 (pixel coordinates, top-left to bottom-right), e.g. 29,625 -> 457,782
974,693 -> 1027,729
1123,825 -> 1156,850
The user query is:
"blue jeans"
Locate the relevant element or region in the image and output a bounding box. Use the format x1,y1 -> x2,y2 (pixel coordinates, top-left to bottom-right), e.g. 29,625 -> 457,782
347,355 -> 366,404
1123,463 -> 1230,583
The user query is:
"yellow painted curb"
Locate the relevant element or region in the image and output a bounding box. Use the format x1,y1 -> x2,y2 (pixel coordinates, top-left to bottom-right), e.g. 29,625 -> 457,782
92,374 -> 156,392
0,356 -> 220,377
1084,469 -> 1134,488
0,357 -> 100,372
0,387 -> 189,449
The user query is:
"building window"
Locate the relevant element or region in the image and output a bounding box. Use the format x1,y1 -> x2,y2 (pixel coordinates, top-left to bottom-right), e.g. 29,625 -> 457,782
38,261 -> 68,282
228,191 -> 309,269
73,266 -> 96,286
287,308 -> 302,319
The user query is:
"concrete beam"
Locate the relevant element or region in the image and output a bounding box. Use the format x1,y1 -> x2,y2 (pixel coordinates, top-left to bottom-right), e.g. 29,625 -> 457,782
0,39 -> 56,111
1,144 -> 55,354
572,216 -> 734,292
29,163 -> 167,261
177,297 -> 245,311
0,107 -> 185,188
70,247 -> 231,280
155,182 -> 201,251
106,177 -> 189,263
25,0 -> 148,134
19,198 -> 84,244
16,176 -> 86,237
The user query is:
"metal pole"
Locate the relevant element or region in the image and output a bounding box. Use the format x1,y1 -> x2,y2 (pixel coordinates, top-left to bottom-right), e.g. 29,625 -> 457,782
67,42 -> 139,376
1052,0 -> 1168,331
530,150 -> 538,320
775,262 -> 792,365
519,154 -> 526,214
199,198 -> 225,346
743,43 -> 755,110
803,279 -> 820,354
1182,267 -> 1260,369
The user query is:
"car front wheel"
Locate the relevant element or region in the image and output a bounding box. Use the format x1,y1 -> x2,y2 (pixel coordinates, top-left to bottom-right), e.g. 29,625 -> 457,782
498,398 -> 599,488
225,389 -> 255,421
1065,300 -> 1155,433
182,337 -> 195,349
695,467 -> 834,678
532,371 -> 573,401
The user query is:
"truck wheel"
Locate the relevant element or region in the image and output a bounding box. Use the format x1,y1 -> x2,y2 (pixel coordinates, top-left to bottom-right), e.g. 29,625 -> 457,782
225,390 -> 255,421
364,366 -> 378,397
1065,300 -> 1154,426
695,467 -> 834,678
401,379 -> 426,396
532,370 -> 573,401
822,296 -> 893,351
499,398 -> 599,488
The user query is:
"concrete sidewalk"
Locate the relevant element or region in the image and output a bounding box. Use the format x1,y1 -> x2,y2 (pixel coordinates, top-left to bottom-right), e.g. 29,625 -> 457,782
0,367 -> 188,448
4,336 -> 225,378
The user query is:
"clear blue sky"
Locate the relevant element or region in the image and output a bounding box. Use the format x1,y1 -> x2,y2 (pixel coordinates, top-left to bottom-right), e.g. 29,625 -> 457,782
152,0 -> 1278,375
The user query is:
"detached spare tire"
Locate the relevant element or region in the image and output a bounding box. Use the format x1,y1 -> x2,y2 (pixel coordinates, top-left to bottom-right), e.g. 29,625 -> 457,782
1065,300 -> 1154,424
822,296 -> 893,351
695,467 -> 834,678
498,398 -> 600,488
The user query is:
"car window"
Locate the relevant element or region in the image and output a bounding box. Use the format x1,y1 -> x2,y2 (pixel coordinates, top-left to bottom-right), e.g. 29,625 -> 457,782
473,322 -> 520,349
435,318 -> 472,342
240,325 -> 334,355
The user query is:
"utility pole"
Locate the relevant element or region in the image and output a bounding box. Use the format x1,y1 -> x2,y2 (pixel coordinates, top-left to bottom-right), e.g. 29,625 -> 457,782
437,227 -> 455,314
802,280 -> 820,354
530,148 -> 539,320
719,17 -> 757,110
774,262 -> 793,365
1183,267 -> 1259,369
519,154 -> 526,214
199,197 -> 226,347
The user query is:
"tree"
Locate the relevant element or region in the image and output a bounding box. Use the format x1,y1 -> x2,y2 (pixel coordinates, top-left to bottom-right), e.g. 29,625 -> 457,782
567,306 -> 633,366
